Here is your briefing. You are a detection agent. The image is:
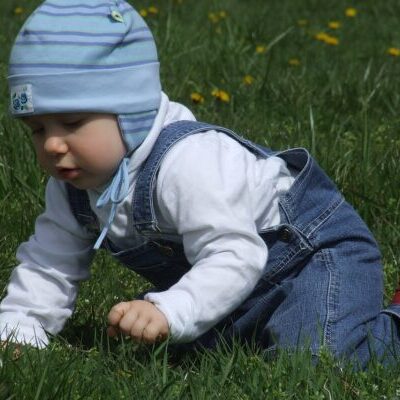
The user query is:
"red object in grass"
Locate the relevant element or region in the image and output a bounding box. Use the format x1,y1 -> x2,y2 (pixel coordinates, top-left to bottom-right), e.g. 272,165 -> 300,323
391,287 -> 400,304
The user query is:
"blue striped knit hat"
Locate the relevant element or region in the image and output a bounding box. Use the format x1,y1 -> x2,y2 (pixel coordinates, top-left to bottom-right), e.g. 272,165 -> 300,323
8,0 -> 161,152
8,0 -> 162,249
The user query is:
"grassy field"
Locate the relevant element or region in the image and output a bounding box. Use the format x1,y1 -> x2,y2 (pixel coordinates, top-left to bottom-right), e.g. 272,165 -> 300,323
1,0 -> 400,398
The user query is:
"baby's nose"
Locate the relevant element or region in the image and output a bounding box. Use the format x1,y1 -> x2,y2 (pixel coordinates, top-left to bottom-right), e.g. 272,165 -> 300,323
44,135 -> 68,155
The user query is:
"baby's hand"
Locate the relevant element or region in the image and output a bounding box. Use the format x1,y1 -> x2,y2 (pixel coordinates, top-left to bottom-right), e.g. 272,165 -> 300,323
107,300 -> 169,344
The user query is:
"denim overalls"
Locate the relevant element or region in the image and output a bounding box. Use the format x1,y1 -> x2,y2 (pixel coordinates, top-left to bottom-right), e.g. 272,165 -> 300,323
67,121 -> 400,367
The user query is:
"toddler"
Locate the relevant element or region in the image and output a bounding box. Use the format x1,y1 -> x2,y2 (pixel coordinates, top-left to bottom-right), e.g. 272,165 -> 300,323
2,0 -> 400,368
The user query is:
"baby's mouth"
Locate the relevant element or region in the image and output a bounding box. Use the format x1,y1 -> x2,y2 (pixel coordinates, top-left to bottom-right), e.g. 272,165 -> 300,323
56,167 -> 82,180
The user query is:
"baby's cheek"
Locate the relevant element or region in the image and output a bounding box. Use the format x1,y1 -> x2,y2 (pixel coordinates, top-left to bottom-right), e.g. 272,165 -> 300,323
36,153 -> 51,173
93,144 -> 124,171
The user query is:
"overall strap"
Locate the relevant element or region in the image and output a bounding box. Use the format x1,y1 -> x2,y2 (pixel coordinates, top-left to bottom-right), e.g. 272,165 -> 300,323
132,120 -> 273,234
65,183 -> 99,233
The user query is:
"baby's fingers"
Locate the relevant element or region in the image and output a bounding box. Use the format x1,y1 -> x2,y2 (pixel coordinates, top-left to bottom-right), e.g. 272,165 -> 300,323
142,322 -> 168,344
107,302 -> 131,326
106,325 -> 120,338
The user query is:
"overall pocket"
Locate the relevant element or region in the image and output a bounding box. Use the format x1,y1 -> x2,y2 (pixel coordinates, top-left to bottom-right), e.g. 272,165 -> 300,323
257,224 -> 314,288
106,239 -> 192,290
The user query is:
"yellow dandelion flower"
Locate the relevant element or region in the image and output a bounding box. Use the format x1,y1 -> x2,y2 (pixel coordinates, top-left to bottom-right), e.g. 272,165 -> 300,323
148,6 -> 159,15
388,47 -> 400,57
139,9 -> 148,17
345,7 -> 357,17
14,6 -> 24,15
288,58 -> 301,66
243,75 -> 255,85
190,92 -> 205,104
315,32 -> 339,46
218,91 -> 230,102
315,32 -> 329,41
211,89 -> 230,103
297,19 -> 308,27
208,12 -> 219,23
328,21 -> 341,29
324,35 -> 339,46
219,11 -> 227,19
256,45 -> 267,54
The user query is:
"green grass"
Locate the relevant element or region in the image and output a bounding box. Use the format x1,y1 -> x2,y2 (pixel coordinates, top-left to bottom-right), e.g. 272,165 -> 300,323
1,0 -> 400,398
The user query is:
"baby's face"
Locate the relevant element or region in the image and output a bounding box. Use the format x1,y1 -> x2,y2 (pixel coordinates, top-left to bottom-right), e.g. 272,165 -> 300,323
22,113 -> 126,190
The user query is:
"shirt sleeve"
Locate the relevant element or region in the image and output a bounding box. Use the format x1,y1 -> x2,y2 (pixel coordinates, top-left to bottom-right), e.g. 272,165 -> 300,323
0,178 -> 95,348
145,131 -> 269,342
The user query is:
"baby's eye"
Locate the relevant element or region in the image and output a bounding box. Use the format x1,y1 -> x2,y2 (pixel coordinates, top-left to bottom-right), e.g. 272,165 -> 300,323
31,127 -> 44,135
63,119 -> 84,129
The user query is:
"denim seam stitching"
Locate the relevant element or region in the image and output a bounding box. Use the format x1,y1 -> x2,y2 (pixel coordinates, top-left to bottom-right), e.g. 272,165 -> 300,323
283,151 -> 312,203
281,154 -> 313,220
320,248 -> 339,353
304,196 -> 345,238
262,245 -> 307,282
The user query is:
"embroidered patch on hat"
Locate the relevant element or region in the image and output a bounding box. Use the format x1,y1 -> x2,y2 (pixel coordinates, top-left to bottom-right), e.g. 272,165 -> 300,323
11,84 -> 34,114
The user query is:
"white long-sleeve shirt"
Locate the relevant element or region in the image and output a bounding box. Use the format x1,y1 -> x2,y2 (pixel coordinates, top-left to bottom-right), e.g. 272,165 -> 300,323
0,93 -> 295,347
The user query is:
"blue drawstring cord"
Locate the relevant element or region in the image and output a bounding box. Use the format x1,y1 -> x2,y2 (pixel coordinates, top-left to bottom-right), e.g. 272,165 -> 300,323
93,157 -> 130,249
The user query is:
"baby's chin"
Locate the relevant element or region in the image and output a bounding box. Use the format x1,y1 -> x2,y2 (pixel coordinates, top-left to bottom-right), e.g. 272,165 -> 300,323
71,180 -> 109,192
83,175 -> 117,194
53,172 -> 108,191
